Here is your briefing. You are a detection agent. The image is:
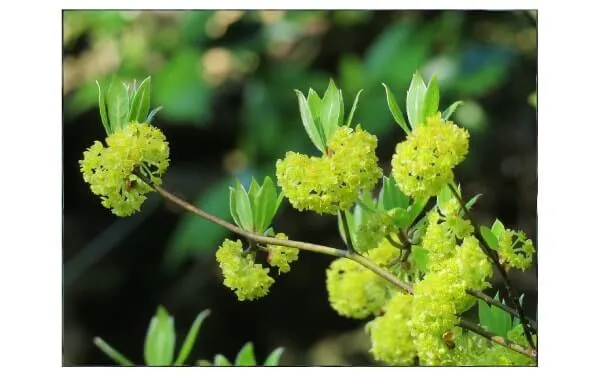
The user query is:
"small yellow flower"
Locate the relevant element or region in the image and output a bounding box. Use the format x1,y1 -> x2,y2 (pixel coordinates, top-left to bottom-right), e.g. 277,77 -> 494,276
392,113 -> 469,199
79,122 -> 170,217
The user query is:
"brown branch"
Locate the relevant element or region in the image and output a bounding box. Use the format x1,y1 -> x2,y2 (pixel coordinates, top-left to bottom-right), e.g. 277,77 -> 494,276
448,184 -> 537,350
458,319 -> 536,359
138,176 -> 534,360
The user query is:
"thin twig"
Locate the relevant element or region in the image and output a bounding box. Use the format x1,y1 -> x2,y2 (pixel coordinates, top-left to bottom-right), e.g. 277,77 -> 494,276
467,289 -> 537,332
385,235 -> 404,250
138,175 -> 535,360
448,184 -> 537,350
458,319 -> 536,359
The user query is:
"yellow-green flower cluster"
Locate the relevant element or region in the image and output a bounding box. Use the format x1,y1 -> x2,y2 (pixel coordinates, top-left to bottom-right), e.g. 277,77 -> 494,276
79,122 -> 170,217
455,236 -> 492,293
215,239 -> 274,301
421,211 -> 457,272
267,233 -> 299,274
355,211 -> 396,252
498,229 -> 536,271
410,262 -> 465,365
391,113 -> 469,199
438,197 -> 474,239
366,237 -> 402,267
326,257 -> 389,319
276,126 -> 382,215
367,293 -> 417,365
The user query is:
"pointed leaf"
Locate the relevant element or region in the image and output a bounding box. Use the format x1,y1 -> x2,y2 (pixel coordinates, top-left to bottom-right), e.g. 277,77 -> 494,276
145,106 -> 163,124
406,71 -> 427,129
93,337 -> 135,366
129,76 -> 152,123
480,226 -> 500,251
337,210 -> 356,248
382,83 -> 410,134
234,342 -> 257,366
295,90 -> 326,153
491,219 -> 505,238
338,89 -> 345,126
411,246 -> 428,272
95,80 -> 111,135
248,178 -> 260,206
275,191 -> 284,213
422,75 -> 440,119
381,176 -> 410,210
307,88 -> 322,118
406,197 -> 429,228
214,354 -> 232,366
264,347 -> 285,366
346,89 -> 363,127
320,79 -> 341,142
107,76 -> 130,132
254,177 -> 278,233
174,309 -> 211,366
478,299 -> 493,330
144,306 -> 176,366
465,193 -> 483,211
442,101 -> 463,120
229,187 -> 242,228
436,184 -> 453,208
234,181 -> 254,231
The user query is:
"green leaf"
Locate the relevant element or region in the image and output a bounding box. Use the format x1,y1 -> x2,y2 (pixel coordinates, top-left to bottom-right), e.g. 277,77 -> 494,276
307,88 -> 323,131
491,219 -> 505,238
406,197 -> 429,229
144,306 -> 176,366
338,89 -> 345,126
478,299 -> 493,331
307,88 -> 322,111
214,354 -> 232,366
436,184 -> 453,208
247,178 -> 260,206
234,180 -> 254,231
295,89 -> 326,153
264,347 -> 285,366
229,187 -> 241,228
406,71 -> 427,129
106,76 -> 130,132
442,100 -> 463,120
320,79 -> 341,142
254,176 -> 278,233
146,106 -> 162,124
422,75 -> 440,119
381,175 -> 410,210
411,246 -> 428,272
465,193 -> 483,211
491,302 -> 512,337
234,342 -> 257,366
390,207 -> 409,229
128,76 -> 151,123
382,83 -> 410,135
196,359 -> 213,366
480,226 -> 500,251
337,210 -> 356,248
173,309 -> 211,366
93,337 -> 135,366
95,80 -> 111,135
346,89 -> 363,127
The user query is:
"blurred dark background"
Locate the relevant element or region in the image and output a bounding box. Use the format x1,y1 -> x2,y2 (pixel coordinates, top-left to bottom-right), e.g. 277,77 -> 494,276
62,10 -> 537,366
